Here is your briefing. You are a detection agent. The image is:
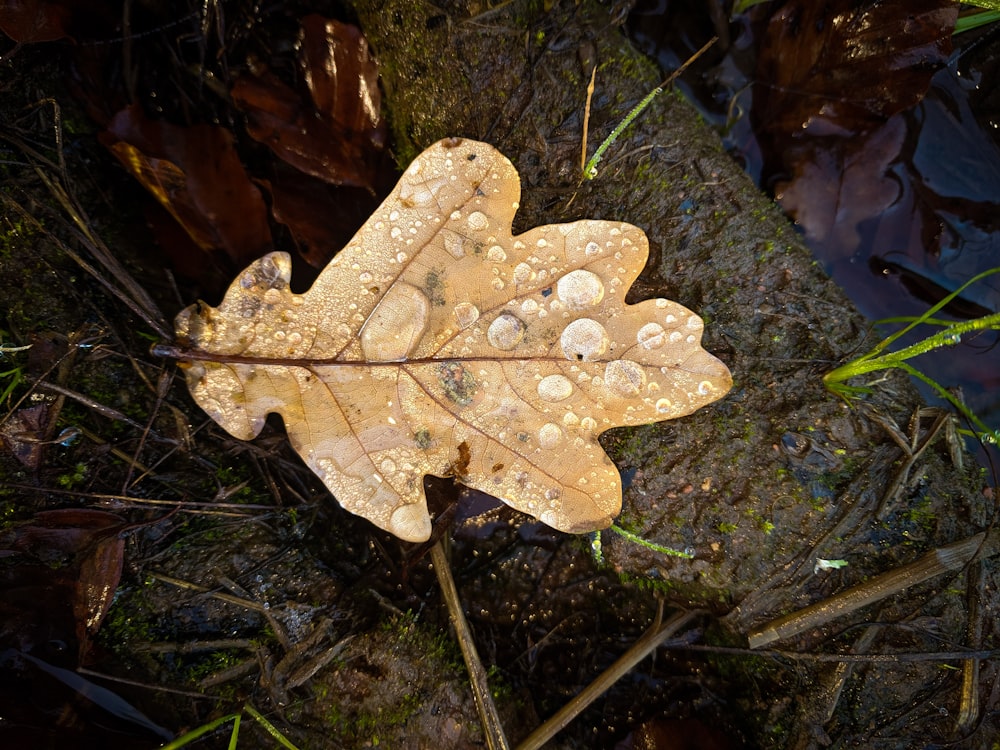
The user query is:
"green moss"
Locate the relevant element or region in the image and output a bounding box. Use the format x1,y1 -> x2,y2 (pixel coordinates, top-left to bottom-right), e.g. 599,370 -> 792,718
0,218 -> 36,258
0,497 -> 22,529
355,691 -> 422,737
902,494 -> 936,534
379,612 -> 462,671
744,507 -> 775,534
100,583 -> 156,651
212,464 -> 263,503
57,462 -> 88,489
184,648 -> 246,683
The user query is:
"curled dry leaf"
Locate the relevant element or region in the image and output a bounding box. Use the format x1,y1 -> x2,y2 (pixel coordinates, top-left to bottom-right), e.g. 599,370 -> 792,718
167,138 -> 732,542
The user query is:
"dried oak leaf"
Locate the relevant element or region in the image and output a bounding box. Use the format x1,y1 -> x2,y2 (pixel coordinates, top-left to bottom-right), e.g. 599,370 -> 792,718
170,138 -> 732,542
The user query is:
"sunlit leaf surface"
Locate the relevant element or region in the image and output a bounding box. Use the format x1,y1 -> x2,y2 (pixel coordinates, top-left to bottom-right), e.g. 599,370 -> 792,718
170,139 -> 732,541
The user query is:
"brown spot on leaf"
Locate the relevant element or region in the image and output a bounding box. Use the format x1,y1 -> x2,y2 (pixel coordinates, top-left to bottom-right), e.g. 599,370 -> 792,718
437,362 -> 477,406
454,441 -> 472,479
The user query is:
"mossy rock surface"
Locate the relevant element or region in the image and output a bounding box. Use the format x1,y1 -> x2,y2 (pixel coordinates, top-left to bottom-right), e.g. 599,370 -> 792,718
353,0 -> 993,744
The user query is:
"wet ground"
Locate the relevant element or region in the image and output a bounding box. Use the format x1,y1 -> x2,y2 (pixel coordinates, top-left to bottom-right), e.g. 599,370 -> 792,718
630,0 -> 1000,458
1,1 -> 999,748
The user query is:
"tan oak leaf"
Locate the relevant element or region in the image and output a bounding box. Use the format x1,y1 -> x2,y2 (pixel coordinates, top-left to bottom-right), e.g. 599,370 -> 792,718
165,138 -> 732,542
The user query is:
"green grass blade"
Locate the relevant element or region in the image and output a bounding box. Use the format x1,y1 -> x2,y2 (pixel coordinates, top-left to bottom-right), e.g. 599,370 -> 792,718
244,704 -> 301,750
955,9 -> 1000,34
160,713 -> 240,750
228,713 -> 242,750
611,524 -> 693,558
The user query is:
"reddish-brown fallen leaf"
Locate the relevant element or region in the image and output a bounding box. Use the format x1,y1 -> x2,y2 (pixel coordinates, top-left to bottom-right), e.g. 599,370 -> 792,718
0,0 -> 117,48
2,509 -> 126,661
0,0 -> 75,44
9,509 -> 122,558
264,165 -> 385,268
231,16 -> 385,189
101,103 -> 273,270
775,116 -> 907,255
73,533 -> 124,661
617,717 -> 742,750
0,404 -> 52,469
754,0 -> 957,138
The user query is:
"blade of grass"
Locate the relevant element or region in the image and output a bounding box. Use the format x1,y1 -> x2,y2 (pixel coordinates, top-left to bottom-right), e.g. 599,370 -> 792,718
824,266 -> 1000,444
158,713 -> 241,749
244,705 -> 301,750
583,36 -> 717,180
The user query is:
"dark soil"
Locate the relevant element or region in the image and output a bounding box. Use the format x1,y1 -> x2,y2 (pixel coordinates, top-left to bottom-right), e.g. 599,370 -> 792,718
1,1 -> 997,749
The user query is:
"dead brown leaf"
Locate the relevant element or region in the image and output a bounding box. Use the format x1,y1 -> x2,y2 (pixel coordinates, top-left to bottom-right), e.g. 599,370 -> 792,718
166,139 -> 732,542
0,0 -> 113,46
754,0 -> 957,138
2,509 -> 126,661
231,16 -> 385,189
101,103 -> 273,270
775,116 -> 907,254
0,404 -> 52,469
263,165 -> 386,269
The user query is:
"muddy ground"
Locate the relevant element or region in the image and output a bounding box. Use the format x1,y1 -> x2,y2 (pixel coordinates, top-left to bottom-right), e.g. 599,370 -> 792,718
1,1 -> 997,748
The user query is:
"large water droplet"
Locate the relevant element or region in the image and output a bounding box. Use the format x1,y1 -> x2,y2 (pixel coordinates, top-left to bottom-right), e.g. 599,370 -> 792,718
513,262 -> 533,285
466,211 -> 489,232
538,422 -> 563,449
487,313 -> 526,350
560,318 -> 609,361
636,322 -> 666,349
557,269 -> 604,309
537,374 -> 573,402
444,231 -> 466,259
453,302 -> 480,330
604,359 -> 646,397
360,282 -> 429,361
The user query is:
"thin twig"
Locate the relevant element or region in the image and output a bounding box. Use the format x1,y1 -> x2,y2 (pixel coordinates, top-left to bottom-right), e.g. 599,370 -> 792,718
580,64 -> 597,175
516,606 -> 703,750
749,529 -> 1000,649
956,559 -> 985,733
30,378 -> 180,444
430,540 -> 510,750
